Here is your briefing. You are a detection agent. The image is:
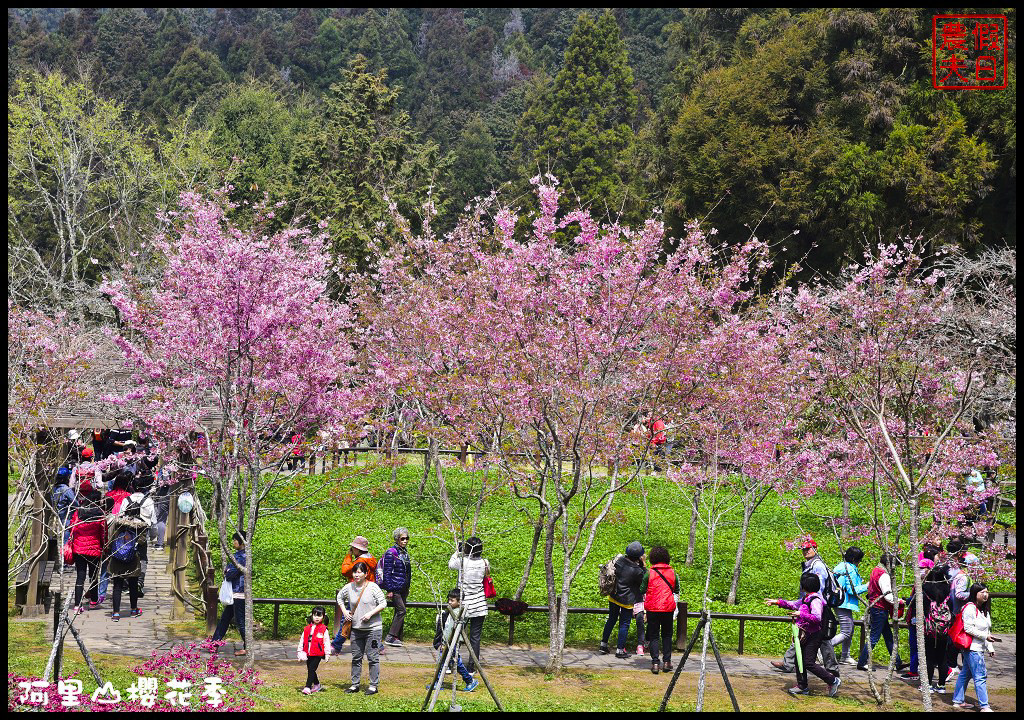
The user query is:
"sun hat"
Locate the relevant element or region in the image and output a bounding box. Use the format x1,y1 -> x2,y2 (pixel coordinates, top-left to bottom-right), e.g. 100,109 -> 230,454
350,536 -> 370,553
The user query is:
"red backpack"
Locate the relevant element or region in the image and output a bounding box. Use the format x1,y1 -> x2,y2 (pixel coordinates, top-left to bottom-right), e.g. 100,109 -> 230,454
947,603 -> 974,650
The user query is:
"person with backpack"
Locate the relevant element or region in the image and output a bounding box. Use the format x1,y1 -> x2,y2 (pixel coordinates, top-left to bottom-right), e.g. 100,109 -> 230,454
902,553 -> 938,680
119,481 -> 156,597
599,541 -> 646,659
643,545 -> 678,674
69,484 -> 106,613
211,531 -> 249,656
856,553 -> 907,671
831,546 -> 869,665
951,583 -> 998,711
765,572 -> 842,697
944,539 -> 972,678
380,527 -> 412,648
297,606 -> 332,695
105,495 -> 148,621
772,539 -> 841,676
922,565 -> 953,693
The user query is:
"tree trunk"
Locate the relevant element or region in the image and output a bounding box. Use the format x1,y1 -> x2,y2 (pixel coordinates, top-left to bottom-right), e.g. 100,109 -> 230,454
842,494 -> 851,540
910,499 -> 932,711
434,446 -> 452,522
514,515 -> 544,602
418,438 -> 435,499
686,486 -> 700,566
726,506 -> 754,605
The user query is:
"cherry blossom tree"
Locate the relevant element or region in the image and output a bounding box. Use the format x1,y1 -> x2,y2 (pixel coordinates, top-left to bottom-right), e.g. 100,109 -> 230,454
102,192 -> 364,666
786,241 -> 1011,709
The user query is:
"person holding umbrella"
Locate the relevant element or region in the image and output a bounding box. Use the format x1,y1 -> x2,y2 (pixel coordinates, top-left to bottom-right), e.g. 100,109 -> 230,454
766,572 -> 842,697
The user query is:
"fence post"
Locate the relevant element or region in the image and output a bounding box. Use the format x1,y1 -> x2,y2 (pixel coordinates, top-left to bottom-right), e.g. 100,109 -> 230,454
858,618 -> 865,659
508,616 -> 515,646
738,618 -> 745,655
676,601 -> 688,650
273,603 -> 280,639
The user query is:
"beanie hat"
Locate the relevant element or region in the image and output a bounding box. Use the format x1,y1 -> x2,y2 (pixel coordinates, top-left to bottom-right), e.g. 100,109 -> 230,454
625,541 -> 644,559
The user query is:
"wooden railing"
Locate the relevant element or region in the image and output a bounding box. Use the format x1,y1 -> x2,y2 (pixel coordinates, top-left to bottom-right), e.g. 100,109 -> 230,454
247,594 -> 1016,655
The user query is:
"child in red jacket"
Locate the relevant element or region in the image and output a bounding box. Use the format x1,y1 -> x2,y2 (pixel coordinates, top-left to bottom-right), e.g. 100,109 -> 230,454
297,606 -> 332,694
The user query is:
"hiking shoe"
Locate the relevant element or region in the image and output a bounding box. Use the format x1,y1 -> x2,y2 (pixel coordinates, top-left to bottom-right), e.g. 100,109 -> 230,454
856,664 -> 868,671
130,608 -> 142,618
301,687 -> 312,695
383,636 -> 403,647
663,661 -> 673,672
364,685 -> 378,696
599,642 -> 609,655
651,661 -> 661,675
787,686 -> 809,696
829,676 -> 842,698
463,679 -> 478,693
636,644 -> 645,656
345,685 -> 360,694
933,684 -> 946,694
614,649 -> 630,659
771,660 -> 790,672
840,656 -> 858,665
111,612 -> 120,622
900,670 -> 919,679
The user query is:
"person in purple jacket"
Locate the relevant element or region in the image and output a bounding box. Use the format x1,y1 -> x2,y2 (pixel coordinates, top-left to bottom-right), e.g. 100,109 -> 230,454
380,527 -> 412,647
766,572 -> 842,697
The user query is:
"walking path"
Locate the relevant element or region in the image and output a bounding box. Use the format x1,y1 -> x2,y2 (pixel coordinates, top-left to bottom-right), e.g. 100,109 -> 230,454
23,545 -> 1016,695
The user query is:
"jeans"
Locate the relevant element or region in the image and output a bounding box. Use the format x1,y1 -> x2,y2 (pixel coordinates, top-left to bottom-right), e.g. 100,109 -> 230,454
953,649 -> 989,708
350,627 -> 381,686
858,607 -> 903,668
831,608 -> 855,661
908,622 -> 918,673
464,616 -> 484,673
635,610 -> 646,647
602,602 -> 634,651
783,633 -> 840,673
647,610 -> 674,664
97,559 -> 110,599
212,598 -> 247,647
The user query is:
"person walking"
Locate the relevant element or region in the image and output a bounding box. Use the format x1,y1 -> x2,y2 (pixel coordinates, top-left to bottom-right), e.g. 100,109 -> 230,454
952,583 -> 998,711
52,467 -> 77,546
381,527 -> 412,647
856,553 -> 907,671
69,483 -> 106,613
600,541 -> 646,659
297,606 -> 332,695
105,496 -> 148,621
340,562 -> 388,696
944,539 -> 972,677
643,545 -> 679,674
831,546 -> 868,665
447,536 -> 490,673
427,588 -> 480,694
766,572 -> 842,697
211,531 -> 249,656
772,539 -> 839,676
922,565 -> 953,694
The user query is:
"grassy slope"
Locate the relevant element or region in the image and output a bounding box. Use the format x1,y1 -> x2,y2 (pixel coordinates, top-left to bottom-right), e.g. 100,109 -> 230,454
197,461 -> 1015,656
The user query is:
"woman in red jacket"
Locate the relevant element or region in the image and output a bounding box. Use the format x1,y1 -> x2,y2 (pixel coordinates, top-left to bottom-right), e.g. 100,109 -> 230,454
70,486 -> 106,612
644,545 -> 679,674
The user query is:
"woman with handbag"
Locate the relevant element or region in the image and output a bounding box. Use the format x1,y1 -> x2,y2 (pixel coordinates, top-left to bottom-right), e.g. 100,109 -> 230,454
338,561 -> 388,695
643,545 -> 678,674
448,536 -> 490,674
952,583 -> 999,711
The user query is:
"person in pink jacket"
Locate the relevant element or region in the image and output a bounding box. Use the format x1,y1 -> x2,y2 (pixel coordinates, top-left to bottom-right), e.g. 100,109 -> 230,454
766,572 -> 842,697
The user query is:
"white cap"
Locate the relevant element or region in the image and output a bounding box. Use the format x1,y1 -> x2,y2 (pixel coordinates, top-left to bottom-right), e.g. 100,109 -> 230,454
68,430 -> 81,441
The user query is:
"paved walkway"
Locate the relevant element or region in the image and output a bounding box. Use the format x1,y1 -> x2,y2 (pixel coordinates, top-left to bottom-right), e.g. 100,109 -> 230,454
25,546 -> 1017,692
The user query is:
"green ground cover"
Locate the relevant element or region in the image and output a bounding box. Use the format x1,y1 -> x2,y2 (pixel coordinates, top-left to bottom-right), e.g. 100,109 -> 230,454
196,461 -> 1014,656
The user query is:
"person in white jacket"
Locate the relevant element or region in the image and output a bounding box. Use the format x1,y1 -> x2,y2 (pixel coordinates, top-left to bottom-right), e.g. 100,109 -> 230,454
952,583 -> 998,712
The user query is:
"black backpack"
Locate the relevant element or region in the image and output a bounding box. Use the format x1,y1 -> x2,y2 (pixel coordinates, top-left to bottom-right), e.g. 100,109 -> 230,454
820,564 -> 847,608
